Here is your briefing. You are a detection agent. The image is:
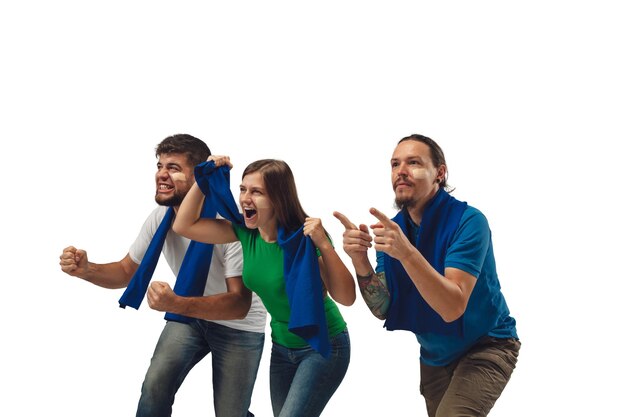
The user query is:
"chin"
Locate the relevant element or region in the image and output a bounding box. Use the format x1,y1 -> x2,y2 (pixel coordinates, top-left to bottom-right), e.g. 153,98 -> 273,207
242,216 -> 255,228
155,195 -> 182,207
394,197 -> 416,211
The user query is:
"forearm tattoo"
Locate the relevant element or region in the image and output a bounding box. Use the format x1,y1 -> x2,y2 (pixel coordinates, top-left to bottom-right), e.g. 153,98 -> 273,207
356,271 -> 391,320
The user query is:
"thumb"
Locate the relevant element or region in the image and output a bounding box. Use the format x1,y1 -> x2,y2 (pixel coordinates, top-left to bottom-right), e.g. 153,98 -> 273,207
149,281 -> 164,291
75,249 -> 87,263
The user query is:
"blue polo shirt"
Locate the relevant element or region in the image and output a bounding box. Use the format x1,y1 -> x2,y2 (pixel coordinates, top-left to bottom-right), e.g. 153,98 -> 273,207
376,206 -> 518,366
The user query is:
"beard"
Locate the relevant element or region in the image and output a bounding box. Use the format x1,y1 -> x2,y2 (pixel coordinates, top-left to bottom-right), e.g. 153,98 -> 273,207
155,190 -> 186,207
394,195 -> 417,211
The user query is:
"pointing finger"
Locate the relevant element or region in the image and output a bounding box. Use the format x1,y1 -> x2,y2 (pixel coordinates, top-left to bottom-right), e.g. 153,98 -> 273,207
333,211 -> 357,230
369,207 -> 394,226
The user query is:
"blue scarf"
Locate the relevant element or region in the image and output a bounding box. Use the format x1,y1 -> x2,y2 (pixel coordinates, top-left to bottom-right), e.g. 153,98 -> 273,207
195,161 -> 330,357
118,195 -> 218,324
384,188 -> 467,337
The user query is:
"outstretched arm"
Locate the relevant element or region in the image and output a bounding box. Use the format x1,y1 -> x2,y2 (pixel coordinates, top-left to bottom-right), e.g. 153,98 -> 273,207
333,211 -> 390,319
369,207 -> 476,323
59,246 -> 138,289
355,271 -> 390,320
333,211 -> 374,276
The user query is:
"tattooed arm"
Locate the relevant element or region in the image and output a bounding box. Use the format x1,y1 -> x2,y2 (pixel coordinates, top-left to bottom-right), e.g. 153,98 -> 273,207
356,271 -> 390,320
333,211 -> 390,319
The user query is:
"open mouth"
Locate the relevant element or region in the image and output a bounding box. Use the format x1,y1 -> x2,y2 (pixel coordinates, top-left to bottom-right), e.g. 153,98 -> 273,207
244,208 -> 257,218
158,183 -> 174,192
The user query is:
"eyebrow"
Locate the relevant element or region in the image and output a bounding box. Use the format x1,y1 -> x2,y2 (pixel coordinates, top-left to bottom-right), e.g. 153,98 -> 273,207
240,184 -> 265,192
391,155 -> 424,162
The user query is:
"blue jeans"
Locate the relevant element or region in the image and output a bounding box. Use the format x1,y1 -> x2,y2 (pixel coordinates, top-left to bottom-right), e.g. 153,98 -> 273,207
136,320 -> 264,417
269,329 -> 350,417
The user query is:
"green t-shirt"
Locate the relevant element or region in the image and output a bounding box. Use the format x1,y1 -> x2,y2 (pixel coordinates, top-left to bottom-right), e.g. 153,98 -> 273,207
233,224 -> 347,348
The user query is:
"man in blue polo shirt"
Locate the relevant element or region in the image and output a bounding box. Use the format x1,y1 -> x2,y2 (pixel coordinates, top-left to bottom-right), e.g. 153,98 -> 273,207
334,134 -> 520,417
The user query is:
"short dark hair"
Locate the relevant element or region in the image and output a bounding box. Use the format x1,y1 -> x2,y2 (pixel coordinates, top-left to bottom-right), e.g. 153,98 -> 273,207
155,134 -> 211,167
398,134 -> 451,191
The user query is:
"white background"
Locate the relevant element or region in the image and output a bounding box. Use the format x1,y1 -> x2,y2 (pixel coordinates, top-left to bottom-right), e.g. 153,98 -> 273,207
2,1 -> 625,416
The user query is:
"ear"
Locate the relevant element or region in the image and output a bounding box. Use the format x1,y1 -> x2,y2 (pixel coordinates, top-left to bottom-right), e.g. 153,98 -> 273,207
437,165 -> 447,183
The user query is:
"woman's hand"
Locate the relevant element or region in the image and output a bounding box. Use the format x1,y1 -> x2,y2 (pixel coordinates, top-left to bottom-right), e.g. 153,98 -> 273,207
207,155 -> 233,169
303,217 -> 330,250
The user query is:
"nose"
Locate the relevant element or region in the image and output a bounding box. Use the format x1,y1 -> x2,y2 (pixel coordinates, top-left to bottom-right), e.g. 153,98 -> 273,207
240,190 -> 252,204
395,161 -> 410,178
156,167 -> 170,180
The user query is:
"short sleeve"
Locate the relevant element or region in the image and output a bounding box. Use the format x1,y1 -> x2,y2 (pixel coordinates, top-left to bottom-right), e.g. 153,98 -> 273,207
220,241 -> 244,278
128,207 -> 166,264
444,207 -> 491,278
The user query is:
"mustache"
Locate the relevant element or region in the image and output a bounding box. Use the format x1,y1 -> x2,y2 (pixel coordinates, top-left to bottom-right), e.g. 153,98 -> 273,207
393,175 -> 414,189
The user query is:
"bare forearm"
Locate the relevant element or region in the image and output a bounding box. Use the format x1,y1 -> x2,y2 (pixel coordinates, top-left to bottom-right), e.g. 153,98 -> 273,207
356,271 -> 390,320
80,261 -> 135,289
165,292 -> 252,321
400,251 -> 468,322
172,183 -> 237,244
318,243 -> 356,306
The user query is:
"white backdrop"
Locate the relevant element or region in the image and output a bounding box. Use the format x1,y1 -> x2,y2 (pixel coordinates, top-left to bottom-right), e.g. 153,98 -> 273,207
2,1 -> 624,416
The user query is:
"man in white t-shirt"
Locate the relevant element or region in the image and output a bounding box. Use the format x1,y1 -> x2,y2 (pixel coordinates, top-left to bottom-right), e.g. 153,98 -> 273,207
59,134 -> 266,417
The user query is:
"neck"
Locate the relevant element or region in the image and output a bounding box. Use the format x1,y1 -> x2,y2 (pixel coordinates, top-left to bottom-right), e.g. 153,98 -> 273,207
259,226 -> 278,243
406,187 -> 439,225
258,217 -> 279,243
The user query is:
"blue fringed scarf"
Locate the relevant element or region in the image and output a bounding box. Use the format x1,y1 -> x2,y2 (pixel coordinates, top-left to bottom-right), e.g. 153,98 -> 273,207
384,188 -> 467,336
195,161 -> 330,357
118,189 -> 219,324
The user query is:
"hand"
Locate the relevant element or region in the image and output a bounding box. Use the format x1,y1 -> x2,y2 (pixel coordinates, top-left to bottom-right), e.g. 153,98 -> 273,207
303,217 -> 329,249
207,155 -> 233,169
369,207 -> 414,261
147,281 -> 178,312
333,211 -> 372,264
59,246 -> 89,277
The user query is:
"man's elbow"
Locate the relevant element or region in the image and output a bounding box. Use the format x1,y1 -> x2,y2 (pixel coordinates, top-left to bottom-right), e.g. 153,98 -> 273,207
233,306 -> 249,320
234,296 -> 252,320
373,312 -> 387,321
441,306 -> 466,323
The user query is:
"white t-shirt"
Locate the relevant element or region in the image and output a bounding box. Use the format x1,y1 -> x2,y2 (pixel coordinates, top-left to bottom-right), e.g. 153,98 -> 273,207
129,206 -> 266,333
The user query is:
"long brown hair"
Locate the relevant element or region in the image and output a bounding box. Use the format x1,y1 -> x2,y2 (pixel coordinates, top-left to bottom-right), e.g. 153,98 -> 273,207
242,159 -> 309,233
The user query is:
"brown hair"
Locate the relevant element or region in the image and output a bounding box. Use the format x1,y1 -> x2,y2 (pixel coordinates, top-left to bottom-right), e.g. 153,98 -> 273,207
398,134 -> 452,191
155,134 -> 211,167
242,159 -> 308,233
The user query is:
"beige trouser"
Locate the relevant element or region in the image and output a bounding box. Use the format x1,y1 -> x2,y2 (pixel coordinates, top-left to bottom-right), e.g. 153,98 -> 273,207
420,336 -> 521,417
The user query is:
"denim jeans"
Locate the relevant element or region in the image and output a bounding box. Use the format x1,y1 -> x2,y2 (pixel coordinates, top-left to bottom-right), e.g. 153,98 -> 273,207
420,336 -> 521,417
269,329 -> 350,417
136,320 -> 264,417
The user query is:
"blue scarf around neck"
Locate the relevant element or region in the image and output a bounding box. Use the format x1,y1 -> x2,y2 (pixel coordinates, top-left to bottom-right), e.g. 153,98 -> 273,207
118,190 -> 219,324
384,188 -> 467,337
195,161 -> 330,357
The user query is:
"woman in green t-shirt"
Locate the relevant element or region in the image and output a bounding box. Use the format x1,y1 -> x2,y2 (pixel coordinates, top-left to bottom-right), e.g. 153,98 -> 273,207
174,155 -> 355,417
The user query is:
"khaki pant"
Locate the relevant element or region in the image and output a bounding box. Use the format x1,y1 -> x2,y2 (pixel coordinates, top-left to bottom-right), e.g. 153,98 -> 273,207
420,336 -> 521,417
